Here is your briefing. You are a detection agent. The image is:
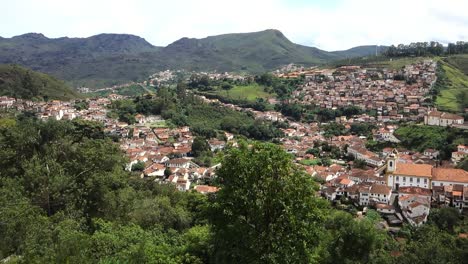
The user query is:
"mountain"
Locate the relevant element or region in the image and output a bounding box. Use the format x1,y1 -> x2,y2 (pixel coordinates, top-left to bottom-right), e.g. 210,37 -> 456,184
158,29 -> 341,72
0,64 -> 79,100
0,30 -> 381,88
331,45 -> 387,58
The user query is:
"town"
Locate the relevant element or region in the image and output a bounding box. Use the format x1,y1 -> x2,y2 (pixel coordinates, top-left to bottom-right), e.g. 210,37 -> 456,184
1,58 -> 467,231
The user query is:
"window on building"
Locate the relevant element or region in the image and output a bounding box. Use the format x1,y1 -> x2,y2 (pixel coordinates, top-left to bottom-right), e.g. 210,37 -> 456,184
403,177 -> 406,182
410,178 -> 413,182
396,176 -> 399,181
417,178 -> 420,183
424,179 -> 427,183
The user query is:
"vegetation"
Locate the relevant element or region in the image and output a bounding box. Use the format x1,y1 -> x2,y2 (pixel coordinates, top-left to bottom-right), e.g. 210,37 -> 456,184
108,87 -> 284,141
210,83 -> 272,101
0,64 -> 79,100
0,117 -> 466,263
394,125 -> 468,159
87,84 -> 157,98
276,103 -> 363,122
433,59 -> 468,112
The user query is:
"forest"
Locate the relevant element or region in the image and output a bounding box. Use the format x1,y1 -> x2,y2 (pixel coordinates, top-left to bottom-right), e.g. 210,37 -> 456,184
0,115 -> 467,263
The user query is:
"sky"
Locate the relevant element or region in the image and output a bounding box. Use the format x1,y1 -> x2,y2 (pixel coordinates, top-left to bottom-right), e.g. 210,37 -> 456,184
2,0 -> 468,51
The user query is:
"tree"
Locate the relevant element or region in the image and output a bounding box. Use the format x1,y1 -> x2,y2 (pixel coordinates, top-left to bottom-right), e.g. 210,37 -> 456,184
164,168 -> 172,178
209,141 -> 328,263
428,207 -> 461,233
191,137 -> 211,157
131,161 -> 145,171
323,211 -> 391,263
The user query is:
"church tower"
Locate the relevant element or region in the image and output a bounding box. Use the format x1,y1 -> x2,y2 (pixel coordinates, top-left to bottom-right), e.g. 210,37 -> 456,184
386,149 -> 398,172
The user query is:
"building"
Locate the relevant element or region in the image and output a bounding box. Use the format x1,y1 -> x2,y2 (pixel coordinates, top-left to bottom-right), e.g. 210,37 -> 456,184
386,154 -> 432,189
165,158 -> 199,169
358,183 -> 392,206
431,168 -> 468,188
452,145 -> 468,164
424,110 -> 464,127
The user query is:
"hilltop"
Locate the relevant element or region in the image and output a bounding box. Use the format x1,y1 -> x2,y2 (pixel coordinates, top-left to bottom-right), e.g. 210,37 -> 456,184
0,64 -> 79,100
0,30 -> 381,88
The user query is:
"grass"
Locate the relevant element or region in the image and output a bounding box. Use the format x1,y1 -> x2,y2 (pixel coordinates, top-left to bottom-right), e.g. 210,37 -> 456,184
148,120 -> 168,128
210,84 -> 273,101
435,59 -> 468,112
299,159 -> 321,166
87,85 -> 157,98
445,54 -> 468,75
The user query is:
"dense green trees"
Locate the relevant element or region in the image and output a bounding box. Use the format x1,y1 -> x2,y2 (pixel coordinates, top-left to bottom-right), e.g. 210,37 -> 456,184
394,125 -> 468,159
1,116 -> 466,263
0,117 -> 210,262
209,142 -> 328,263
384,42 -> 444,57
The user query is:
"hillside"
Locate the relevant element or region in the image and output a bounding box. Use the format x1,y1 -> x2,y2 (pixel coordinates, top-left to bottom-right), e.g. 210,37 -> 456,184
0,64 -> 79,100
0,30 -> 381,88
331,45 -> 387,58
158,29 -> 340,72
435,57 -> 468,112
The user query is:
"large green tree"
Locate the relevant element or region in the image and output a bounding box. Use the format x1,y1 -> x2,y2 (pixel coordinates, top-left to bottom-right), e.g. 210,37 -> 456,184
209,141 -> 328,263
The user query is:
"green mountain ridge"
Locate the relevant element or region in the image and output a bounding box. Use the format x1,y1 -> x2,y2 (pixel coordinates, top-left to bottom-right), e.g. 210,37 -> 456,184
0,29 -> 381,88
0,64 -> 79,100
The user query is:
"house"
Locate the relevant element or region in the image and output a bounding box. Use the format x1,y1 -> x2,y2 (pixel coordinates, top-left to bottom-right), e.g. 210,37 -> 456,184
208,139 -> 226,152
398,194 -> 431,226
375,203 -> 395,214
194,185 -> 219,194
165,158 -> 199,169
142,163 -> 166,178
424,110 -> 464,127
358,183 -> 392,206
431,168 -> 468,188
423,149 -> 440,159
452,145 -> 468,164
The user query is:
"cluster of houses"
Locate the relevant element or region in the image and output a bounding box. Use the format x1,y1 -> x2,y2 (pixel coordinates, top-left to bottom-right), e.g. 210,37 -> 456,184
0,94 -> 226,194
290,60 -> 438,121
320,150 -> 468,226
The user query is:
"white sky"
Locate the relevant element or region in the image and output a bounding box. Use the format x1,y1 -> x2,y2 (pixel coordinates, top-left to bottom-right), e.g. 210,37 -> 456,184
2,0 -> 468,51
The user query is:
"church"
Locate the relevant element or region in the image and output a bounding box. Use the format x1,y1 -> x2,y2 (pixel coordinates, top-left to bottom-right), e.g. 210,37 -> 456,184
385,150 -> 468,190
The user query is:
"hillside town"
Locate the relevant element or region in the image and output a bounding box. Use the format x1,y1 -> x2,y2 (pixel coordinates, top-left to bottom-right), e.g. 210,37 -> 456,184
1,59 -> 467,230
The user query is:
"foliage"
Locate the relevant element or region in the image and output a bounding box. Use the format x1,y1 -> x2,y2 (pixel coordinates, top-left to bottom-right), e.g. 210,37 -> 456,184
131,161 -> 145,171
0,64 -> 79,100
427,207 -> 461,233
209,141 -> 328,263
323,211 -> 392,263
394,125 -> 468,159
433,59 -> 468,112
0,116 -> 211,262
384,42 -> 444,57
0,116 -> 466,262
191,137 -> 210,157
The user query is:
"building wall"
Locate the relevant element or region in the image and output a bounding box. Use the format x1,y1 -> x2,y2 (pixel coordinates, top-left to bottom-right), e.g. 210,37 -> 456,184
387,174 -> 430,189
431,180 -> 468,188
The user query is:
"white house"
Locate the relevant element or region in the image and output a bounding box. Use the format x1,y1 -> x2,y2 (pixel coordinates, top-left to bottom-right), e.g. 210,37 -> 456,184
424,110 -> 464,127
452,145 -> 468,164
